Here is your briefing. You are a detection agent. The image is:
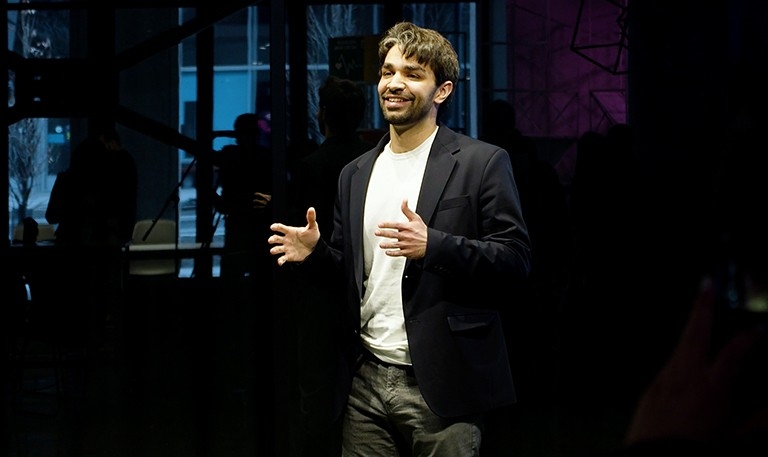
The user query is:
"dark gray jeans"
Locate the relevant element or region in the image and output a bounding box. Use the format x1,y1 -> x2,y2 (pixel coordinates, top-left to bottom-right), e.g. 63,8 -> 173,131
342,356 -> 482,456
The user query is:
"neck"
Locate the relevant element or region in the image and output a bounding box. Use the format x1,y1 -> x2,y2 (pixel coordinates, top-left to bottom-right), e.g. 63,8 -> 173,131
389,119 -> 438,153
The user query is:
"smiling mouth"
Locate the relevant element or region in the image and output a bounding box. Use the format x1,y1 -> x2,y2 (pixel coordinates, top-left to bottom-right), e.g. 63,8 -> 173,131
384,96 -> 410,107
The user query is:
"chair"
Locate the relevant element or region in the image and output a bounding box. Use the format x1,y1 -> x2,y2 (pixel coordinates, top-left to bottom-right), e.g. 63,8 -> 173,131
12,223 -> 25,243
36,224 -> 57,242
127,219 -> 178,276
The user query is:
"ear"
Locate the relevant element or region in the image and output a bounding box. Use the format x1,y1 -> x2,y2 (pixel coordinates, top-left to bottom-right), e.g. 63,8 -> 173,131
434,81 -> 453,105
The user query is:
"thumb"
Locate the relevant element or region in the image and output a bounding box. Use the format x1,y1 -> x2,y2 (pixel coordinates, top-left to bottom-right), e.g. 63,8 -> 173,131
401,199 -> 418,221
306,207 -> 318,228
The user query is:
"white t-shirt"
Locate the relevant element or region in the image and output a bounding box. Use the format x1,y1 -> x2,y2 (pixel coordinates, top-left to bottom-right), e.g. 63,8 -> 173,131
360,127 -> 437,365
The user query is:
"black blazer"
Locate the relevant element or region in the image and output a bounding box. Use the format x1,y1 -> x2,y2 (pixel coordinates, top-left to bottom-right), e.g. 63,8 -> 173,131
302,125 -> 532,419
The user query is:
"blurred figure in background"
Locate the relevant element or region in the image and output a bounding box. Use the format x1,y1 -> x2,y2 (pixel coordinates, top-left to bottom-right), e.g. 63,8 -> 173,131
45,130 -> 136,351
212,112 -> 274,281
293,75 -> 374,232
210,113 -> 275,416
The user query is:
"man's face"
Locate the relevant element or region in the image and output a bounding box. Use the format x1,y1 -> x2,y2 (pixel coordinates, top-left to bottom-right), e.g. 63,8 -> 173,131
377,45 -> 441,127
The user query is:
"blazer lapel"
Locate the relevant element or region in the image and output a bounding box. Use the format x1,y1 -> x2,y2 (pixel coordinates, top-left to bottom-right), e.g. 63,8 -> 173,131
416,127 -> 459,226
350,142 -> 381,297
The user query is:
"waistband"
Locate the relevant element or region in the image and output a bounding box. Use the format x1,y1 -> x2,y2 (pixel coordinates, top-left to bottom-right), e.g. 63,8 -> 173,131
361,348 -> 414,376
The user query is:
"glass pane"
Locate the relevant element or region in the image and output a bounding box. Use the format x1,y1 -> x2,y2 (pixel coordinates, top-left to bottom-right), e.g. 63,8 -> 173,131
180,8 -> 196,67
306,4 -> 381,144
7,3 -> 70,58
7,2 -> 72,236
179,8 -> 259,68
8,117 -> 71,235
177,3 -> 270,277
214,9 -> 248,66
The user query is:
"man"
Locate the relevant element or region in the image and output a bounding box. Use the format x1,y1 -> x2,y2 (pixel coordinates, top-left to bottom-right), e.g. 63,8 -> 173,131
268,21 -> 531,456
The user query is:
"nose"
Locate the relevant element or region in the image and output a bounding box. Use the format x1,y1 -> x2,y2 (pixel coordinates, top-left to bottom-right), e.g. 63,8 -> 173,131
387,72 -> 405,90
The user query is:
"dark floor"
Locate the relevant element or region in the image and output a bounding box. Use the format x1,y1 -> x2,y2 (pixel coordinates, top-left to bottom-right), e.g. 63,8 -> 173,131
4,272 -> 649,457
5,274 -> 277,457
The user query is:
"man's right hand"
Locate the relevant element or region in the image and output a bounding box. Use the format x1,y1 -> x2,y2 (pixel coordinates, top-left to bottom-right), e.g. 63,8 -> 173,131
268,207 -> 321,266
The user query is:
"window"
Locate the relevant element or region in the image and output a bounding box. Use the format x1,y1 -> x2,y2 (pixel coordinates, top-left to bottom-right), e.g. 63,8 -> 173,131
6,2 -> 480,278
6,2 -> 72,235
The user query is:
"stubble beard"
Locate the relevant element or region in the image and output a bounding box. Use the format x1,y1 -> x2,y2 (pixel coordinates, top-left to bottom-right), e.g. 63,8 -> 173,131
380,97 -> 431,126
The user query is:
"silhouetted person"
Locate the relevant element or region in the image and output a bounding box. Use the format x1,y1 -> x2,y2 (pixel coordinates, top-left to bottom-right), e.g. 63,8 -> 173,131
294,75 -> 375,235
212,112 -> 273,281
566,124 -> 659,403
210,113 -> 275,417
481,101 -> 570,282
480,99 -> 571,405
289,75 -> 375,457
44,132 -> 135,351
47,135 -> 127,247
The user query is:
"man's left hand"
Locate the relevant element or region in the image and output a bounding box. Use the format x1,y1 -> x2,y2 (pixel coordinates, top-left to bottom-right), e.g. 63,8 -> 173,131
375,199 -> 427,259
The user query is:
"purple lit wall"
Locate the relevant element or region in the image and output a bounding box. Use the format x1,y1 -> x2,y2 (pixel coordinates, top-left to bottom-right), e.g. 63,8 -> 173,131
495,1 -> 628,186
508,0 -> 628,140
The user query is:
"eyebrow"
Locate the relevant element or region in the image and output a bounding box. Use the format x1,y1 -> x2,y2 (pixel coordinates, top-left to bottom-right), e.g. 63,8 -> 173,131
382,62 -> 426,73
